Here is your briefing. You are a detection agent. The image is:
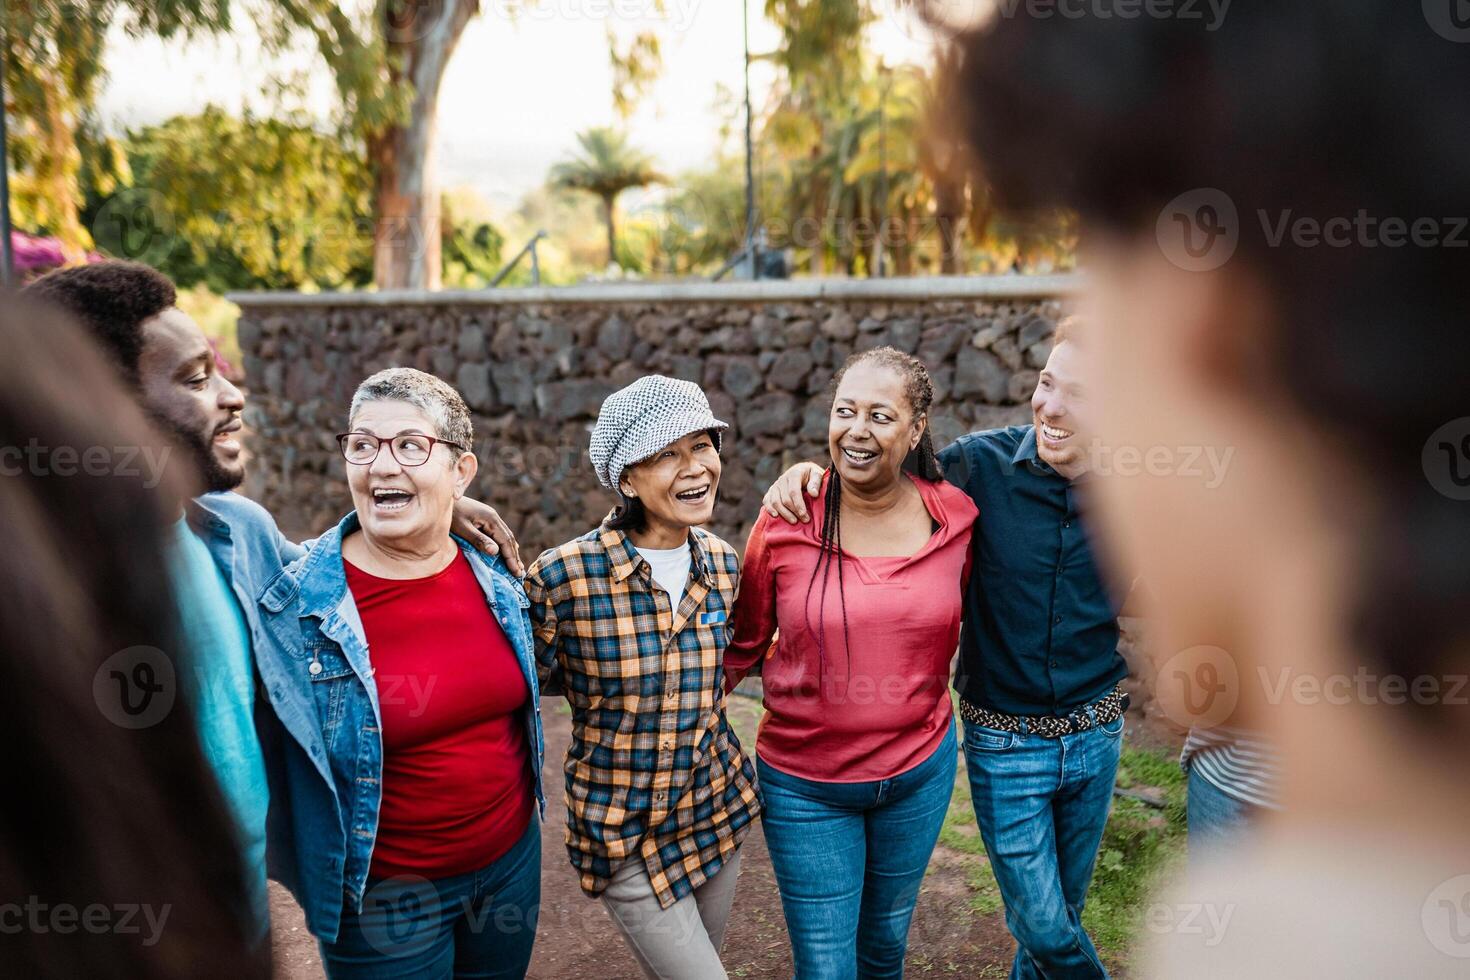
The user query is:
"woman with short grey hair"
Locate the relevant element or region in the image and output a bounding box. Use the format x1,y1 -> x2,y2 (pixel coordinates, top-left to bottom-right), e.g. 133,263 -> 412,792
258,367 -> 546,979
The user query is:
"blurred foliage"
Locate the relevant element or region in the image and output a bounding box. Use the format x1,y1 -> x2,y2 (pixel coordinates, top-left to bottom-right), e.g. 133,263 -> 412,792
3,0 -> 230,257
88,107 -> 375,291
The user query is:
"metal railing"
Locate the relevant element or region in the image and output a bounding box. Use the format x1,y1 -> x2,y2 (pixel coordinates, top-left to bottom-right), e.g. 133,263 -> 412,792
489,230 -> 548,287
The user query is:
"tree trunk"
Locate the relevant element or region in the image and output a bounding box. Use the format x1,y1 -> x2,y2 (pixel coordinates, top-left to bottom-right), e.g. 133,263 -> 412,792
371,0 -> 479,290
601,194 -> 618,268
935,178 -> 966,274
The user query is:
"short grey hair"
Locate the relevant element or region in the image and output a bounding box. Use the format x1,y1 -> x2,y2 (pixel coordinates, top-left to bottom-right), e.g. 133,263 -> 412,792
348,367 -> 473,455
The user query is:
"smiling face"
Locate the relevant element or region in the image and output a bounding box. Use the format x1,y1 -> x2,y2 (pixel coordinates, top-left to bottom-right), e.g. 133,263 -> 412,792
1031,339 -> 1092,478
618,430 -> 722,532
828,361 -> 924,491
343,399 -> 476,551
135,308 -> 246,493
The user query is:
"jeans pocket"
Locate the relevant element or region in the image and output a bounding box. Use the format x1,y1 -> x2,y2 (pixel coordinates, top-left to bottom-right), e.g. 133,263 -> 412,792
1098,715 -> 1125,738
964,722 -> 1015,752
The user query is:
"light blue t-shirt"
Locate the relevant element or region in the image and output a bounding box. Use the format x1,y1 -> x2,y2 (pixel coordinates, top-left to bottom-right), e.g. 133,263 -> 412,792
167,517 -> 271,939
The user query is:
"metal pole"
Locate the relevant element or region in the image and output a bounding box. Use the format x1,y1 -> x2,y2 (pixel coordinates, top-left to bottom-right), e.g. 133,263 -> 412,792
0,39 -> 14,288
742,0 -> 759,280
876,61 -> 889,278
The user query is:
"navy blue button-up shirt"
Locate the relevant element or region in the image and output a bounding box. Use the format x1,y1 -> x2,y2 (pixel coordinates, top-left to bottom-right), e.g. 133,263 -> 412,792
938,425 -> 1127,715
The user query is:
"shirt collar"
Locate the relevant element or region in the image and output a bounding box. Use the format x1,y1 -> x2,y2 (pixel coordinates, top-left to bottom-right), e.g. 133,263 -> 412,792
599,518 -> 710,584
1014,424 -> 1073,482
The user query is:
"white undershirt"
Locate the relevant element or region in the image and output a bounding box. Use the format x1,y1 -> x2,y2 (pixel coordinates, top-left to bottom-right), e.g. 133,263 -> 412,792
635,540 -> 692,614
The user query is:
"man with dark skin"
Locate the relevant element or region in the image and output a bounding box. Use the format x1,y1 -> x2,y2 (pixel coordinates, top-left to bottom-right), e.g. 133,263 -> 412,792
24,261 -> 522,942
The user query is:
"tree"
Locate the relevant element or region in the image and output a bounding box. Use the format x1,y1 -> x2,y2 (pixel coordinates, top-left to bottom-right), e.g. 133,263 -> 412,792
549,128 -> 663,269
3,0 -> 229,257
97,108 -> 374,291
253,0 -> 481,289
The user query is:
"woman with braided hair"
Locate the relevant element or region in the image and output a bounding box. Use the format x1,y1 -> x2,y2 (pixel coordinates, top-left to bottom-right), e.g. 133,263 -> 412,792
726,346 -> 977,978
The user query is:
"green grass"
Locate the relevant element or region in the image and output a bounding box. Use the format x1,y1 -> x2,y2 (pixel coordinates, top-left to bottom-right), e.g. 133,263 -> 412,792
1082,744 -> 1187,958
937,729 -> 1187,969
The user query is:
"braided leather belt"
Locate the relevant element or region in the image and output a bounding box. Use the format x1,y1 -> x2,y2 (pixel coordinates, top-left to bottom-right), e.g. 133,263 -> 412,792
959,687 -> 1129,739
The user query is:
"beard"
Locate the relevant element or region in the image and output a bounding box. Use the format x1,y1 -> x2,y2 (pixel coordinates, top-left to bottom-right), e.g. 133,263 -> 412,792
158,415 -> 244,493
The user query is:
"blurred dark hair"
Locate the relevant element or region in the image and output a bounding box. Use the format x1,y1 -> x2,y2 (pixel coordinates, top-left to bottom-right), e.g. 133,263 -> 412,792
23,260 -> 177,383
947,5 -> 1470,687
0,294 -> 268,977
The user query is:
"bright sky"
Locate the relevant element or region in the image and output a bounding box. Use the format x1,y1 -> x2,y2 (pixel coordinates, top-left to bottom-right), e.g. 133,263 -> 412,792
98,1 -> 942,214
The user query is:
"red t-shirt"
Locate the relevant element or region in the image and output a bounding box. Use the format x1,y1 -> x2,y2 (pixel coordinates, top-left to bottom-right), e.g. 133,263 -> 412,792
344,550 -> 532,880
725,473 -> 978,782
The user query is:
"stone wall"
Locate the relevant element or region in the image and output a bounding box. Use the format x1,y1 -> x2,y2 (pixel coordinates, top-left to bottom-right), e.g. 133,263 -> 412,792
234,278 -> 1075,556
234,276 -> 1180,736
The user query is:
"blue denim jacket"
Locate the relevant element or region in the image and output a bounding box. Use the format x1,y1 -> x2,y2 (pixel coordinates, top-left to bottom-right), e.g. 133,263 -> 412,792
253,511 -> 545,943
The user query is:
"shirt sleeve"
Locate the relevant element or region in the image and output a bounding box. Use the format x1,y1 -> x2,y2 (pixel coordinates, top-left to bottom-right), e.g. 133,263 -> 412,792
937,436 -> 969,490
725,512 -> 780,693
524,557 -> 565,697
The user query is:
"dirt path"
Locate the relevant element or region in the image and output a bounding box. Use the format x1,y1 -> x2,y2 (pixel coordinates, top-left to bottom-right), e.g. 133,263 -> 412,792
270,703 -> 1023,978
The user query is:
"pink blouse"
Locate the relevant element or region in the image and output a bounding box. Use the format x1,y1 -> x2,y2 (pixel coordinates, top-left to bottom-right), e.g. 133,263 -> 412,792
726,473 -> 978,782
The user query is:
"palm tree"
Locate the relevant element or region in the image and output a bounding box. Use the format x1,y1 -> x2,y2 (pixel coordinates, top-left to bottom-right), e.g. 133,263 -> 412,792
550,128 -> 663,268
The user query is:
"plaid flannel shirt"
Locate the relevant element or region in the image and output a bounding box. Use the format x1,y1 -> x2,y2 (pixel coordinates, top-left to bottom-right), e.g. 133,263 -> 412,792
526,521 -> 761,909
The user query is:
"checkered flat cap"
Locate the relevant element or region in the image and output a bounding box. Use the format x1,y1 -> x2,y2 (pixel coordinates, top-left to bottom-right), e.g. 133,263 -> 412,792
589,375 -> 728,489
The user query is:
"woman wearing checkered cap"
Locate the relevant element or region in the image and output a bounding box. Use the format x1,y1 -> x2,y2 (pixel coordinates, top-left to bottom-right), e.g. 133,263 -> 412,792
525,375 -> 761,980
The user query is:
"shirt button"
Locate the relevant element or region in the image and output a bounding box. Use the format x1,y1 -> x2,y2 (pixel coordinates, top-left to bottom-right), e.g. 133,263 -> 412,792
1050,661 -> 1059,668
1063,521 -> 1071,528
1054,615 -> 1062,624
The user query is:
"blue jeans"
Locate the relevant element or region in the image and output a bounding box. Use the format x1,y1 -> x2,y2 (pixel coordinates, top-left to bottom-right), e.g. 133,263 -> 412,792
320,818 -> 541,980
962,715 -> 1122,980
1186,764 -> 1261,865
758,721 -> 958,979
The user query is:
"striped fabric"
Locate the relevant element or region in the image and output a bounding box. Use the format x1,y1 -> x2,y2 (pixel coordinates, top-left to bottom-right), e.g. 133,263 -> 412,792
525,520 -> 760,910
1180,725 -> 1281,811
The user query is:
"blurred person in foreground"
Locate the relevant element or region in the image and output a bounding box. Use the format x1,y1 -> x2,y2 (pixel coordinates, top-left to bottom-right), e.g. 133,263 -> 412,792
948,2 -> 1470,975
0,295 -> 268,977
254,368 -> 543,977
